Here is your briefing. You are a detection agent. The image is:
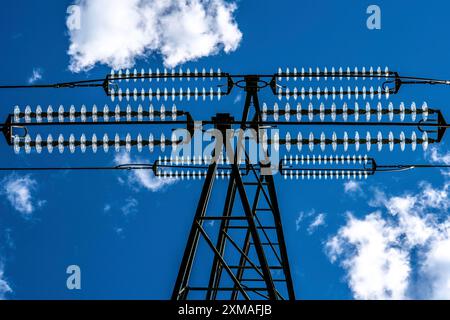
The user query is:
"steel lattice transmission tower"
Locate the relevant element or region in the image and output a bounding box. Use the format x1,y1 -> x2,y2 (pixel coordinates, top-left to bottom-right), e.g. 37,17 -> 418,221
1,66 -> 450,300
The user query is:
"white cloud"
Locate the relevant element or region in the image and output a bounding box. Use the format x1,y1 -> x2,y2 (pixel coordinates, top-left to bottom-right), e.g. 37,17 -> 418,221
1,174 -> 43,215
430,146 -> 450,165
428,147 -> 450,177
0,263 -> 12,300
67,0 -> 242,72
28,68 -> 42,84
327,181 -> 450,300
326,212 -> 410,299
343,180 -> 362,195
113,152 -> 175,192
308,213 -> 326,234
420,234 -> 450,299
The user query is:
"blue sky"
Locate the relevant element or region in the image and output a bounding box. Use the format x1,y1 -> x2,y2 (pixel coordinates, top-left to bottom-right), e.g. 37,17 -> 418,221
1,0 -> 450,300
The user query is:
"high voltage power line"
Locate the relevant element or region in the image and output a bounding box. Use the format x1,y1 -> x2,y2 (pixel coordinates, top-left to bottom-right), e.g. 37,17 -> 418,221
1,66 -> 450,300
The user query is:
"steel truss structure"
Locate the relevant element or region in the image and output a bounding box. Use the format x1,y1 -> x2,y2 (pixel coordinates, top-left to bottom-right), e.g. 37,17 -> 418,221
172,76 -> 295,300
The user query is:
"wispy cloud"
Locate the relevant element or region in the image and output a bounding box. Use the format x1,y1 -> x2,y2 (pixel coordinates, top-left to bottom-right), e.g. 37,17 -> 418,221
233,94 -> 242,105
429,146 -> 450,164
121,197 -> 138,216
2,229 -> 14,250
326,181 -> 450,300
28,68 -> 43,84
114,227 -> 125,238
113,152 -> 175,192
295,212 -> 304,231
307,213 -> 326,234
1,174 -> 44,215
0,263 -> 12,300
67,0 -> 242,71
296,210 -> 326,234
343,180 -> 363,195
428,146 -> 450,177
